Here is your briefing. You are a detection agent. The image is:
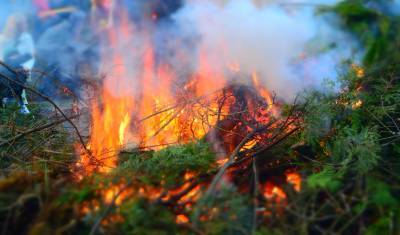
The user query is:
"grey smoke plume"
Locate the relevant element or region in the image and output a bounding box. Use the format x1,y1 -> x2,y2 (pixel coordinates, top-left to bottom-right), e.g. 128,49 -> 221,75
0,0 -> 360,100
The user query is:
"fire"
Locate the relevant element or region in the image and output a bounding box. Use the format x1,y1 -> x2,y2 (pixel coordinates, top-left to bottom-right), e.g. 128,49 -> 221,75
137,48 -> 231,149
73,4 -> 303,224
263,182 -> 287,203
76,10 -> 135,175
159,172 -> 202,204
176,214 -> 190,224
286,172 -> 301,192
352,99 -> 363,109
119,114 -> 130,145
240,139 -> 258,151
101,180 -> 134,207
76,89 -> 134,174
252,71 -> 275,115
103,183 -> 132,206
351,63 -> 365,78
261,172 -> 301,205
216,158 -> 229,166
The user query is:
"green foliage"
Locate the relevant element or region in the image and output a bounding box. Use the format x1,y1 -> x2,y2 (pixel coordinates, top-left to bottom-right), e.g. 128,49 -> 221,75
120,198 -> 179,235
367,177 -> 397,207
330,127 -> 380,174
298,68 -> 400,233
365,217 -> 391,235
52,142 -> 218,234
295,3 -> 400,231
119,141 -> 216,187
0,104 -> 73,170
301,91 -> 335,147
193,186 -> 253,235
57,185 -> 95,205
254,228 -> 283,235
324,0 -> 400,67
0,103 -> 38,124
307,167 -> 342,192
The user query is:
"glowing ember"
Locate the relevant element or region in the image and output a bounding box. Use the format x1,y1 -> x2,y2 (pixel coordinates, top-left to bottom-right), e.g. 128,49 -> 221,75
263,182 -> 287,203
100,182 -> 134,206
351,63 -> 365,78
216,158 -> 229,166
352,100 -> 363,109
286,172 -> 301,192
176,214 -> 190,224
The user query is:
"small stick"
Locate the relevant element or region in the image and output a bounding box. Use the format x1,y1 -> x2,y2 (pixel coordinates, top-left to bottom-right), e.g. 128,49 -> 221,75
0,114 -> 80,147
0,62 -> 90,156
204,129 -> 257,197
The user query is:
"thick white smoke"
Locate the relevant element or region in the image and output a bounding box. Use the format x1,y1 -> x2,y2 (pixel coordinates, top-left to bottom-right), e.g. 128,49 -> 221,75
173,0 -> 352,100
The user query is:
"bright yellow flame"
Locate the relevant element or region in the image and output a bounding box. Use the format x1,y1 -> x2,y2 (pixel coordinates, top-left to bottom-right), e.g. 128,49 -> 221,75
352,100 -> 363,109
119,114 -> 131,145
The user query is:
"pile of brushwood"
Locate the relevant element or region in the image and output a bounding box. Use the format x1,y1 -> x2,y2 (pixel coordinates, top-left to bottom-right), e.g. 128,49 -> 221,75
0,1 -> 399,234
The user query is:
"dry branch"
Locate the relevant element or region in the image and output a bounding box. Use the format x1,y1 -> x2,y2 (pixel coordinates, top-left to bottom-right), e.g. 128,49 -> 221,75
0,114 -> 80,147
0,61 -> 90,156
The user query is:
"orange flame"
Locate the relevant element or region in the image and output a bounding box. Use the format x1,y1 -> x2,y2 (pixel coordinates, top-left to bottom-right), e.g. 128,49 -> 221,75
176,214 -> 189,224
76,10 -> 135,175
351,63 -> 365,78
76,90 -> 134,175
75,6 -> 302,220
286,172 -> 301,192
252,71 -> 276,114
263,182 -> 287,203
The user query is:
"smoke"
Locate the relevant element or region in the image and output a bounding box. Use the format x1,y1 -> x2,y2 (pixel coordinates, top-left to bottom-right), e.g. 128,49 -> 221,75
0,1 -> 35,28
0,0 -> 359,100
173,0 -> 353,100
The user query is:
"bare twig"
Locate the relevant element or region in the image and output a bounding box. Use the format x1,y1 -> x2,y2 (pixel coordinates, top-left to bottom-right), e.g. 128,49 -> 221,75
0,114 -> 80,147
204,127 -> 260,197
0,61 -> 90,156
